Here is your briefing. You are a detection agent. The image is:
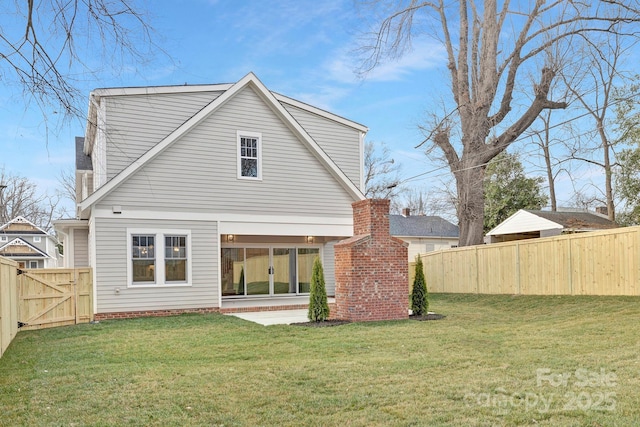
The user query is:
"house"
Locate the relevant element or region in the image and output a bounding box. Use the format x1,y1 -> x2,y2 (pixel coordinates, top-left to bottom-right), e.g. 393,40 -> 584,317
0,216 -> 59,268
54,72 -> 368,319
485,209 -> 618,243
54,137 -> 92,269
389,208 -> 459,260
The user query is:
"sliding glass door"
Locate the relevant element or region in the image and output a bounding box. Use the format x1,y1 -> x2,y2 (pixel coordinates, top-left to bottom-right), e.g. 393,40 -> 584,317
221,246 -> 320,297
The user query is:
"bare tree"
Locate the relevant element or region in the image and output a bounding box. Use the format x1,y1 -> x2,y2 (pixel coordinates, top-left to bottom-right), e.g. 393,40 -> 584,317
398,186 -> 457,222
527,107 -> 575,212
560,33 -> 636,221
364,141 -> 403,201
359,0 -> 640,246
0,1 -> 160,121
0,168 -> 59,231
57,168 -> 76,205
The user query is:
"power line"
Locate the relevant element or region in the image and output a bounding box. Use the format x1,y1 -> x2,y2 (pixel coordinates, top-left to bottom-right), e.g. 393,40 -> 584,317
392,89 -> 640,186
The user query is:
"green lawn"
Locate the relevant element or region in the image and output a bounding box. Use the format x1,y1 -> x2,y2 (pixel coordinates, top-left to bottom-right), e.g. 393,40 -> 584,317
1,294 -> 639,426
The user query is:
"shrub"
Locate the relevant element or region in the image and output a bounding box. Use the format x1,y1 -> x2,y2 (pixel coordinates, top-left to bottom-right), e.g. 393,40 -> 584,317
411,256 -> 428,315
308,257 -> 329,321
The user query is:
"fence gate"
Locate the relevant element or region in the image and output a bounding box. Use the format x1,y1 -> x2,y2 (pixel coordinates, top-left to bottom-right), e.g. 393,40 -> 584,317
17,268 -> 93,331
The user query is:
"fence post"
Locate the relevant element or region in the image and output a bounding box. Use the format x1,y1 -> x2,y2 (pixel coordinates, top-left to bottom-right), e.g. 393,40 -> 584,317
474,246 -> 479,294
568,237 -> 573,295
73,269 -> 79,324
516,242 -> 521,295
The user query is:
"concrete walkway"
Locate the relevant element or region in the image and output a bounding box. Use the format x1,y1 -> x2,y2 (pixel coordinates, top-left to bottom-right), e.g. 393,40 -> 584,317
227,309 -> 308,326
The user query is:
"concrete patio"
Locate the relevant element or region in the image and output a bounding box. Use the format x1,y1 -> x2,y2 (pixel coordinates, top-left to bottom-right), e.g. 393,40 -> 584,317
227,309 -> 309,326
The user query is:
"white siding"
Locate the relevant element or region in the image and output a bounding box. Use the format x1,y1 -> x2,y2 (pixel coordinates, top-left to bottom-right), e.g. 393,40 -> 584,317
283,103 -> 362,189
73,228 -> 89,267
402,237 -> 459,261
94,217 -> 218,313
103,91 -> 224,180
487,210 -> 562,236
99,86 -> 356,218
323,240 -> 337,296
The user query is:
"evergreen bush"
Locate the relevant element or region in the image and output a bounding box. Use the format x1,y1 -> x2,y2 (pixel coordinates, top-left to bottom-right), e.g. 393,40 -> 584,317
411,256 -> 428,315
308,257 -> 329,321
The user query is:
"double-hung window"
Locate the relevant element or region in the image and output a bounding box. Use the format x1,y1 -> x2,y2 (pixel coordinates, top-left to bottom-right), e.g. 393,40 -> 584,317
129,230 -> 191,286
132,234 -> 156,283
237,131 -> 262,180
165,235 -> 187,282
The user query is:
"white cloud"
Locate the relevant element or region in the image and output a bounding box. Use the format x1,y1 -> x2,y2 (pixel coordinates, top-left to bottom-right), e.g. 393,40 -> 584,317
293,86 -> 353,112
325,38 -> 446,84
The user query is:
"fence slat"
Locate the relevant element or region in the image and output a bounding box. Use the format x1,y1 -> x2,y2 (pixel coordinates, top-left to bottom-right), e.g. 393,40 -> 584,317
16,268 -> 93,331
0,257 -> 19,359
414,226 -> 640,296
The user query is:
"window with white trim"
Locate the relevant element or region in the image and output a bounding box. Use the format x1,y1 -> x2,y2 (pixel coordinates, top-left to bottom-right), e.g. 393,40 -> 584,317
237,131 -> 262,179
0,236 -> 7,242
128,230 -> 191,286
33,236 -> 42,243
165,235 -> 187,282
29,261 -> 38,269
132,234 -> 156,283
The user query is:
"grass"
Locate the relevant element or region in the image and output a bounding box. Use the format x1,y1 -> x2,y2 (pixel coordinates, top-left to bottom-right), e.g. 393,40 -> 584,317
1,293 -> 639,426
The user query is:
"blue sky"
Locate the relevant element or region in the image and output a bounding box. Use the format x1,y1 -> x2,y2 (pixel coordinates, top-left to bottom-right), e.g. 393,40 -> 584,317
0,0 -> 618,218
0,0 -> 451,216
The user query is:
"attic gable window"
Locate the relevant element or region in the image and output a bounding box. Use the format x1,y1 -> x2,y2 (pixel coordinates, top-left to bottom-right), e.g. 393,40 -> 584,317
237,131 -> 262,180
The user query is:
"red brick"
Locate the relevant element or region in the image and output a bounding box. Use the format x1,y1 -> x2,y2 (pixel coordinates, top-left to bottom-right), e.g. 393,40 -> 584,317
335,199 -> 408,322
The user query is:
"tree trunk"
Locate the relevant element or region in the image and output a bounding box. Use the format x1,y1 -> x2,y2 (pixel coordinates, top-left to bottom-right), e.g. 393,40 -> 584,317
542,140 -> 557,211
455,165 -> 487,246
598,123 -> 616,221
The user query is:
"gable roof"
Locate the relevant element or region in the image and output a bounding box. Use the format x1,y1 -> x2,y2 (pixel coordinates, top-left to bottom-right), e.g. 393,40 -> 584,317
78,72 -> 366,216
486,209 -> 618,237
0,237 -> 49,258
0,216 -> 49,235
76,136 -> 92,171
389,215 -> 459,238
524,210 -> 618,230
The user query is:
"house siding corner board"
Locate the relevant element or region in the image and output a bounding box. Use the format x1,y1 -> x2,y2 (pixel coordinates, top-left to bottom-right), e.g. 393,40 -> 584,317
94,217 -> 218,314
103,91 -> 224,180
100,86 -> 356,217
282,103 -> 362,188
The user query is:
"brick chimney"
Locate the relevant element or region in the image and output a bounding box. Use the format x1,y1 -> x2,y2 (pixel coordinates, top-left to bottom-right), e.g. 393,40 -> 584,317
595,206 -> 608,216
402,207 -> 411,217
334,199 -> 409,322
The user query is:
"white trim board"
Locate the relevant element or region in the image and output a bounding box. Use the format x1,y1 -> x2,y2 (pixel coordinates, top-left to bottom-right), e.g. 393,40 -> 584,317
91,208 -> 353,237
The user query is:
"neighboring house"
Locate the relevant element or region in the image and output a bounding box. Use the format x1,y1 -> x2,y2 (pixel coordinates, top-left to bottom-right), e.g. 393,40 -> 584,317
485,209 -> 618,243
389,208 -> 459,260
0,216 -> 59,268
54,136 -> 92,269
54,72 -> 368,318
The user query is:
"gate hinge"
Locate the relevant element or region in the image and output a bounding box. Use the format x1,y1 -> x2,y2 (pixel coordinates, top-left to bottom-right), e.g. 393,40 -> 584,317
18,321 -> 27,328
16,269 -> 24,275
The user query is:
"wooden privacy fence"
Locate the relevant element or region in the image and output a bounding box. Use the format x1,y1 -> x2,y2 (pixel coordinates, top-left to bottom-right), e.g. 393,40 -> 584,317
0,257 -> 19,359
410,226 -> 640,296
17,268 -> 93,331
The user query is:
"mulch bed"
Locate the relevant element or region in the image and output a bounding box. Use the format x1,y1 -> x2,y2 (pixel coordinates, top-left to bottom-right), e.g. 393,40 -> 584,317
292,313 -> 446,326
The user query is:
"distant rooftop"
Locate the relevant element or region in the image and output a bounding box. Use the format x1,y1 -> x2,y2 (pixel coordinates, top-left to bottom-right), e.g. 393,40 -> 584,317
524,210 -> 617,230
389,213 -> 459,238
